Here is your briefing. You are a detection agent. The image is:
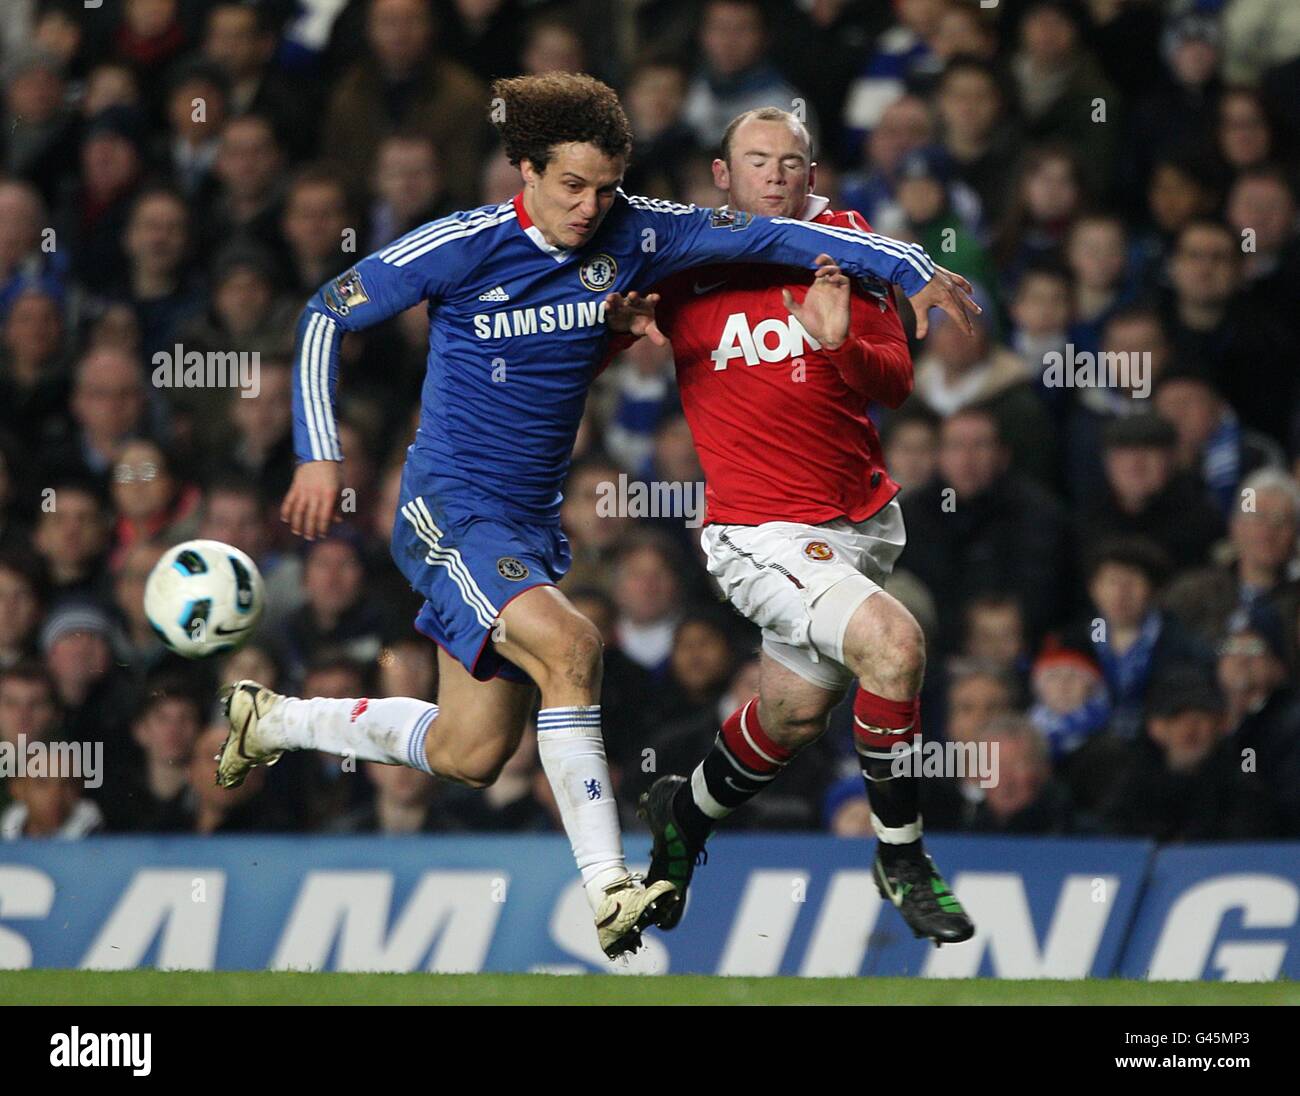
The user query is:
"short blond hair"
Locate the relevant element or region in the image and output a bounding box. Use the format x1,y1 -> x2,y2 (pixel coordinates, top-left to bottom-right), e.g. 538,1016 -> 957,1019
720,107 -> 811,164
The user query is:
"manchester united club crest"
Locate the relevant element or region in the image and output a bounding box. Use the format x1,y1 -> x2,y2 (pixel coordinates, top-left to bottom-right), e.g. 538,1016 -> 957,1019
579,253 -> 617,292
803,540 -> 835,562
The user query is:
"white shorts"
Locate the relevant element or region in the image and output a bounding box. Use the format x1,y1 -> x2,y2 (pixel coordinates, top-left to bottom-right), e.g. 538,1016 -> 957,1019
700,500 -> 907,691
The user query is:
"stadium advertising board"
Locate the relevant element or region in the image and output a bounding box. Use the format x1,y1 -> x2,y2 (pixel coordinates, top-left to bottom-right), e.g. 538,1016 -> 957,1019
1,836 -> 1296,980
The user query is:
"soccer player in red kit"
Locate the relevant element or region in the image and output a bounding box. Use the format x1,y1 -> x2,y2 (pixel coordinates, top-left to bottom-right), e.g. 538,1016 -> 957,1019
605,107 -> 975,945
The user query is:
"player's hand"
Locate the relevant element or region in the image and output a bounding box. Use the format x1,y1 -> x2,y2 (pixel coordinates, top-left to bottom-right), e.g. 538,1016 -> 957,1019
906,264 -> 980,339
604,290 -> 667,346
281,460 -> 343,541
783,253 -> 850,350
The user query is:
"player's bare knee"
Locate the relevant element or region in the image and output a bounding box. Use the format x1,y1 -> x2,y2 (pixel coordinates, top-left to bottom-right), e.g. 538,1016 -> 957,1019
777,714 -> 828,750
844,598 -> 925,698
759,695 -> 829,750
567,624 -> 604,690
534,617 -> 604,696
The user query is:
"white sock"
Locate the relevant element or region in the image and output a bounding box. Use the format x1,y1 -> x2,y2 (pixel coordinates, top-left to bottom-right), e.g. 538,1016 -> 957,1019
262,696 -> 437,774
536,706 -> 628,910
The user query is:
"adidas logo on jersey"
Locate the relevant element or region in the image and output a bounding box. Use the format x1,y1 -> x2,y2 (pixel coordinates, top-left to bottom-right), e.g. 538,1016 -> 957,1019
478,286 -> 510,302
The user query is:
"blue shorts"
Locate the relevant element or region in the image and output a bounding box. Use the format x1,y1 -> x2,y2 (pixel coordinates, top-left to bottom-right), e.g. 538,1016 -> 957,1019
391,476 -> 570,683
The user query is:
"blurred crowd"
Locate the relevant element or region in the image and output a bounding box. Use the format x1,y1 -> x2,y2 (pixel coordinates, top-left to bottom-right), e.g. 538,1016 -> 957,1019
0,0 -> 1298,844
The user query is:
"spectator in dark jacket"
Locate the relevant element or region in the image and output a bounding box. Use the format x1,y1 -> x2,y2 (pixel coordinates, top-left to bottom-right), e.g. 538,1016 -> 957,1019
900,405 -> 1070,654
1063,305 -> 1171,504
968,714 -> 1073,835
0,661 -> 61,818
1058,537 -> 1212,740
910,304 -> 1057,491
202,2 -> 321,161
1121,13 -> 1222,220
0,553 -> 45,670
278,533 -> 390,691
622,58 -> 702,201
332,761 -> 472,834
663,610 -> 741,719
99,675 -> 204,832
201,113 -> 288,264
39,347 -> 152,491
188,722 -> 293,833
1163,219 -> 1297,446
0,286 -> 73,457
1224,166 -> 1300,348
1154,364 -> 1284,519
1079,414 -> 1225,572
1163,468 -> 1300,649
40,598 -> 139,768
1100,667 -> 1278,841
1218,606 -> 1300,836
320,0 -> 488,206
60,106 -> 148,295
935,57 -> 1022,229
1009,0 -> 1120,195
1,47 -> 79,206
366,133 -> 456,252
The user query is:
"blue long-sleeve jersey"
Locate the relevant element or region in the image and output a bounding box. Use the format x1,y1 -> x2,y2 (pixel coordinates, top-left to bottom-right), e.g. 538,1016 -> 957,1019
292,190 -> 935,523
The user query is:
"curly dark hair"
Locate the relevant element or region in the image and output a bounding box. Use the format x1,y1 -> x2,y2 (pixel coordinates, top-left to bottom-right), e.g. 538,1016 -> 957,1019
490,74 -> 633,173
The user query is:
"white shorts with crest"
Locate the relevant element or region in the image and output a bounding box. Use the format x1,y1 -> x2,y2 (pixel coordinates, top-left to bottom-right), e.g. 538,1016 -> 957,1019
700,499 -> 907,691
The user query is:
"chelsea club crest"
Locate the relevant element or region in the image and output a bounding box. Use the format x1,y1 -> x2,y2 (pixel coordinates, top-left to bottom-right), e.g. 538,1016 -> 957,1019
579,253 -> 617,292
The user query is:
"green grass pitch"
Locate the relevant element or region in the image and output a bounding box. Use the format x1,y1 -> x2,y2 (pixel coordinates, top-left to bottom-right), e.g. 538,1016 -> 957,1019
1,970 -> 1294,1005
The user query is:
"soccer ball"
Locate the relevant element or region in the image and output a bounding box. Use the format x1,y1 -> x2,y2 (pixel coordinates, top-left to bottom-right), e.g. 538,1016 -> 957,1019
143,539 -> 265,659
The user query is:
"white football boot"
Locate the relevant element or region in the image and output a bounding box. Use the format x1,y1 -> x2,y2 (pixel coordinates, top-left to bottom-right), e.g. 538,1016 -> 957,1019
215,680 -> 286,788
595,874 -> 680,959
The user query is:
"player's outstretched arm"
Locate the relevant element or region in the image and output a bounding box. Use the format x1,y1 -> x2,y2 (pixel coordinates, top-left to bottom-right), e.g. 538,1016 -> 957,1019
285,213 -> 463,538
633,197 -> 980,338
906,264 -> 979,339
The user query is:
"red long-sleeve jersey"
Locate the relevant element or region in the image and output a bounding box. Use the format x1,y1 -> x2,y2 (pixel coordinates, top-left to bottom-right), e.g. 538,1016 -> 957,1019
630,201 -> 913,526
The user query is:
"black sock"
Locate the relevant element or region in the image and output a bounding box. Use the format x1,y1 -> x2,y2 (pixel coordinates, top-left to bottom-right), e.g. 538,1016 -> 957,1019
673,700 -> 793,846
861,754 -> 923,864
671,778 -> 713,846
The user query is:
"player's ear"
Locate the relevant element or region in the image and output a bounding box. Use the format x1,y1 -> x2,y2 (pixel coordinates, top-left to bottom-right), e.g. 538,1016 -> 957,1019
520,159 -> 538,188
711,158 -> 729,193
807,161 -> 817,194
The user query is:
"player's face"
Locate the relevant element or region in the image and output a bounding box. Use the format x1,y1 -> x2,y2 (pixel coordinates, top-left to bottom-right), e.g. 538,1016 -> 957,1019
521,143 -> 625,250
714,118 -> 813,219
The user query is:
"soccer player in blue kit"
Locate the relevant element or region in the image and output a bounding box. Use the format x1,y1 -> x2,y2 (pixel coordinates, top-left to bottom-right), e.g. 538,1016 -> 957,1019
214,74 -> 979,959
